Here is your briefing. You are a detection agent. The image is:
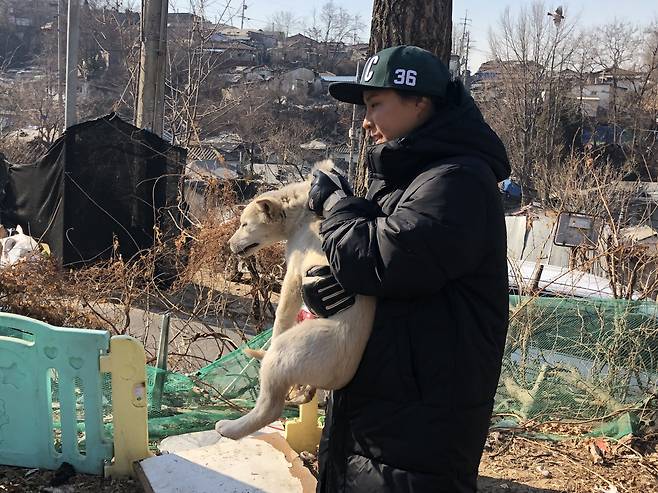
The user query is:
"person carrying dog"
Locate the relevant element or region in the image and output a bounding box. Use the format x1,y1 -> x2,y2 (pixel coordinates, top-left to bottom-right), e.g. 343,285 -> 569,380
303,45 -> 511,492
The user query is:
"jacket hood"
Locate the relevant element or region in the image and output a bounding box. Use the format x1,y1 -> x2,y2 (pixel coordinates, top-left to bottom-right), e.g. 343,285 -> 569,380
367,81 -> 511,184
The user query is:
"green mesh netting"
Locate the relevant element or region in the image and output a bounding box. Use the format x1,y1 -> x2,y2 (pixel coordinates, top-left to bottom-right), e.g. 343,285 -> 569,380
92,296 -> 657,442
496,296 -> 658,422
142,329 -> 289,439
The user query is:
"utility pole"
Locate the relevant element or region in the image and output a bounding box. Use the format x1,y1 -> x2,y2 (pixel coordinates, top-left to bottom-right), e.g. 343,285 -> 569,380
348,61 -> 361,185
135,0 -> 169,136
458,11 -> 471,78
240,0 -> 247,30
57,0 -> 66,109
463,31 -> 472,88
64,0 -> 80,129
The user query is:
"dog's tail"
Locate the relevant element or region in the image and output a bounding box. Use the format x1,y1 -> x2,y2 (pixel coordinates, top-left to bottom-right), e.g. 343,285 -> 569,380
243,348 -> 266,360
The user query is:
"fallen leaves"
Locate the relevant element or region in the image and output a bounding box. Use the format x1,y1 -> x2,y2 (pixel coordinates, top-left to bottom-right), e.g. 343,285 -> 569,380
586,438 -> 609,464
479,428 -> 658,493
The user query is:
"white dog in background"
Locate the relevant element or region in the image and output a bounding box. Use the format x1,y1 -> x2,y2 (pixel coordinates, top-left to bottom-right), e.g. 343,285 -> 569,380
0,225 -> 41,267
215,160 -> 376,440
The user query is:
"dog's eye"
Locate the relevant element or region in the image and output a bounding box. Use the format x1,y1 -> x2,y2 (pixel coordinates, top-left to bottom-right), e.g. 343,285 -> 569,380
241,223 -> 247,228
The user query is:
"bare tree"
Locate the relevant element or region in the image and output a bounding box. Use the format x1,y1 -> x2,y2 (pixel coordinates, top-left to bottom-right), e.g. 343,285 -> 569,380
592,20 -> 640,145
486,1 -> 579,203
567,29 -> 597,134
305,1 -> 364,71
1,77 -> 63,146
165,0 -> 242,147
226,81 -> 347,180
267,10 -> 298,40
613,21 -> 658,176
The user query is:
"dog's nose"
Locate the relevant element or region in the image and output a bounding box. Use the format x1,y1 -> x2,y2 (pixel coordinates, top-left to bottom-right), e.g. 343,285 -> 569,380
228,233 -> 238,253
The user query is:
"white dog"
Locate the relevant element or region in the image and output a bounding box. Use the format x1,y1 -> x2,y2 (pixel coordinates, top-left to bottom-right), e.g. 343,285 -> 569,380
215,161 -> 376,440
0,225 -> 40,267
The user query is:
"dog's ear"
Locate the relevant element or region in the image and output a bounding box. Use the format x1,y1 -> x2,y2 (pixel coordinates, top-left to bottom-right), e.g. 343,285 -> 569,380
2,237 -> 16,253
256,197 -> 285,222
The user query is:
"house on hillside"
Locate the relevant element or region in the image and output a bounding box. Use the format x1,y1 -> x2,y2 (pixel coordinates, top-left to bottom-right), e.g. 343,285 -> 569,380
248,30 -> 281,50
217,26 -> 252,43
569,68 -> 647,120
285,34 -> 319,47
199,133 -> 248,165
300,139 -> 329,159
252,163 -> 302,184
329,143 -> 351,171
589,68 -> 645,91
203,41 -> 258,67
277,68 -> 323,97
2,0 -> 56,29
470,60 -> 545,101
470,60 -> 502,101
232,65 -> 275,83
269,34 -> 320,66
167,12 -> 207,28
350,43 -> 369,62
570,83 -> 628,119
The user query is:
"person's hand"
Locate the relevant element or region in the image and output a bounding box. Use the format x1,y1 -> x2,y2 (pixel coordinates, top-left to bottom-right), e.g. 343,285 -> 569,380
302,265 -> 355,317
308,169 -> 353,216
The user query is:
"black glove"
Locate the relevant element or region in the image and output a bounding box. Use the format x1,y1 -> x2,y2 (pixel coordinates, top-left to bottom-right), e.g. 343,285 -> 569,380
301,265 -> 356,318
308,169 -> 353,216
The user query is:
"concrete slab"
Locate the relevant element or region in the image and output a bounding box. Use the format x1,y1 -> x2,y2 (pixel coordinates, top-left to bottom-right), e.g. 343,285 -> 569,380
135,428 -> 316,493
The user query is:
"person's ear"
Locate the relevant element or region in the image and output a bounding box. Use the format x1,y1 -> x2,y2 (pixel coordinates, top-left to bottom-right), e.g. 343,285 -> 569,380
415,96 -> 434,119
418,96 -> 432,110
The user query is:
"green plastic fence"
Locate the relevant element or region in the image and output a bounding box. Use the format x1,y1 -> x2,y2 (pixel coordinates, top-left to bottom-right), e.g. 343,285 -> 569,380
0,313 -> 112,475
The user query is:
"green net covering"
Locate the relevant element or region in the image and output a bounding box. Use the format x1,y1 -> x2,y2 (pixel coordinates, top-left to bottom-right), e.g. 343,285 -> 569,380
143,329 -> 277,439
496,296 -> 658,422
96,296 -> 658,441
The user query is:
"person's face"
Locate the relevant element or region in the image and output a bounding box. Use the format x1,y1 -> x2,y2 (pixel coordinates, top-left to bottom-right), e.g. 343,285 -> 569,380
362,89 -> 433,145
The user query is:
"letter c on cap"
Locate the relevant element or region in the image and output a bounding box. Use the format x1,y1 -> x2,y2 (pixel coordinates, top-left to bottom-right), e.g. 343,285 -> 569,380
362,55 -> 379,82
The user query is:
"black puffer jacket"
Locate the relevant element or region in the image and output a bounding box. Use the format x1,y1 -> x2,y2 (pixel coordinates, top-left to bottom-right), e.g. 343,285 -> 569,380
316,89 -> 510,492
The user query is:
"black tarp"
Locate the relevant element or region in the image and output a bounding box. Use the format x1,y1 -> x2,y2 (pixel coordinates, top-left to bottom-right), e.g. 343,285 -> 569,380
0,113 -> 186,266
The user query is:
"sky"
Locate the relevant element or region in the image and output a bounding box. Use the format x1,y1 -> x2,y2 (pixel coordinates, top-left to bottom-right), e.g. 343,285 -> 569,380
168,0 -> 658,73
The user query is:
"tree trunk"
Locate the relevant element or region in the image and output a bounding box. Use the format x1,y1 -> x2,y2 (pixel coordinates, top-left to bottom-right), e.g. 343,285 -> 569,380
353,0 -> 452,194
369,0 -> 452,63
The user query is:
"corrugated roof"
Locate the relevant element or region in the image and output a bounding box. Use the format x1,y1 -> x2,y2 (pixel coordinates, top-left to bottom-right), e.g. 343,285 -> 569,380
331,143 -> 350,154
187,146 -> 224,162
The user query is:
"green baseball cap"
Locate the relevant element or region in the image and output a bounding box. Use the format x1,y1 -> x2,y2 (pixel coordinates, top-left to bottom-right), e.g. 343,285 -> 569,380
329,45 -> 452,105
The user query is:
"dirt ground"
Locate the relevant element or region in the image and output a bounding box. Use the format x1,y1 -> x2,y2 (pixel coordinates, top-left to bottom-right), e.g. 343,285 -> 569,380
2,429 -> 656,492
477,429 -> 658,493
0,466 -> 142,492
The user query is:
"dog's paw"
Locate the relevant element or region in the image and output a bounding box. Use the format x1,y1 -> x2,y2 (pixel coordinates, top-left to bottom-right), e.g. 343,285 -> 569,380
286,384 -> 317,405
215,419 -> 243,440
